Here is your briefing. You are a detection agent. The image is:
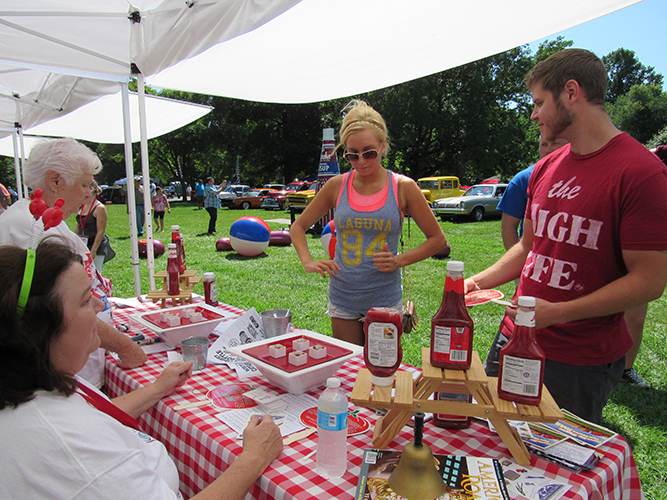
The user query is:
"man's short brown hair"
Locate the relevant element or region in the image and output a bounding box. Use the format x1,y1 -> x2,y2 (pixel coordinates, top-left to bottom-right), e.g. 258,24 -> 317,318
525,49 -> 607,106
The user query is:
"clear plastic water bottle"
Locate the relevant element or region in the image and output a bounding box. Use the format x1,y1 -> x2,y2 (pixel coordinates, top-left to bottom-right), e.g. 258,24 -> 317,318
316,377 -> 348,478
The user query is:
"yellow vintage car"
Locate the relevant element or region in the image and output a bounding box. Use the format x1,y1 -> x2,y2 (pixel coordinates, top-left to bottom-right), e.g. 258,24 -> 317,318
417,176 -> 466,205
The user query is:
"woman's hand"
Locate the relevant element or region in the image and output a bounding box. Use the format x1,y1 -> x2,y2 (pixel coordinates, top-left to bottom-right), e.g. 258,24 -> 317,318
373,242 -> 398,272
242,415 -> 283,471
304,259 -> 340,278
153,361 -> 193,399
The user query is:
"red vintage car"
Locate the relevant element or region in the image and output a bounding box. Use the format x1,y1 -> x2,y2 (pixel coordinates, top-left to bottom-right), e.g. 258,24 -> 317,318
232,188 -> 276,209
260,181 -> 310,210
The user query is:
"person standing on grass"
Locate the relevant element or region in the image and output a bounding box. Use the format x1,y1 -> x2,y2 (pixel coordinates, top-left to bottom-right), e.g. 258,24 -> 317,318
465,49 -> 667,424
196,179 -> 205,210
76,180 -> 110,273
204,177 -> 226,236
152,186 -> 171,232
291,100 -> 446,346
133,176 -> 145,236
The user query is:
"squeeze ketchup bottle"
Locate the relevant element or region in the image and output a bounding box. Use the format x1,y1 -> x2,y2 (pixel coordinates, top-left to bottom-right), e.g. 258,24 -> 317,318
171,225 -> 186,273
430,261 -> 474,370
432,392 -> 472,429
363,307 -> 403,386
497,296 -> 545,405
166,243 -> 180,296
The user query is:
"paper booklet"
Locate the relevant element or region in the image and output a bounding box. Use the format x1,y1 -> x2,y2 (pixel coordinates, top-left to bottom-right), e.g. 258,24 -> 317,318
355,449 -> 509,500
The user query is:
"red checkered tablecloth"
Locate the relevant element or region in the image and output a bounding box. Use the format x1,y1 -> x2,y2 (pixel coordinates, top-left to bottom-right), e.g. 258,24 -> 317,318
106,300 -> 643,500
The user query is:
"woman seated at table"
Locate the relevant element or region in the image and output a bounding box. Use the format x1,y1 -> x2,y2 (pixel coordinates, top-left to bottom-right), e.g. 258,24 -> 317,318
0,239 -> 283,499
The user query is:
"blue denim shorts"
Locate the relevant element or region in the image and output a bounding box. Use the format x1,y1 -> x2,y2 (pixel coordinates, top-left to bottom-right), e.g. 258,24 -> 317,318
326,300 -> 403,321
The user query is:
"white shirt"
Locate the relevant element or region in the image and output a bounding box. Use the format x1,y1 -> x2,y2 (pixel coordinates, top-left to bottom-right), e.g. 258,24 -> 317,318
0,378 -> 182,499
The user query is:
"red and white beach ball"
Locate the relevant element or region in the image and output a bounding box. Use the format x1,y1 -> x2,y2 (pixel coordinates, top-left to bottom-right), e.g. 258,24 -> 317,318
230,216 -> 271,257
320,220 -> 336,259
138,239 -> 165,258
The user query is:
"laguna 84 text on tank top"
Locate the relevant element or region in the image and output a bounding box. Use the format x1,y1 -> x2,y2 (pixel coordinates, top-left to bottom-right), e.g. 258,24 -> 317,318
328,171 -> 402,314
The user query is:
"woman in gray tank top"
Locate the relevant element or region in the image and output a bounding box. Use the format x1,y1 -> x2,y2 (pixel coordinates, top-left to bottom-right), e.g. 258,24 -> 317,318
291,100 -> 447,345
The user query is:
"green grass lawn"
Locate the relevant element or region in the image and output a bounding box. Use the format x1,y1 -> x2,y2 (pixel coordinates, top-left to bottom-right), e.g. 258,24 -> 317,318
71,200 -> 667,499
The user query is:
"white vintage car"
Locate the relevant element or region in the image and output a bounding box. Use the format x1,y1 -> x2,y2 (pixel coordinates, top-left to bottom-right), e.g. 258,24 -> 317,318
432,183 -> 508,222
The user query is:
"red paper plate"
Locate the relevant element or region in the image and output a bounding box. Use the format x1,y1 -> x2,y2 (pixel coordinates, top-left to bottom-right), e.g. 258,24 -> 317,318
241,335 -> 352,374
465,289 -> 504,307
299,407 -> 370,436
207,383 -> 258,409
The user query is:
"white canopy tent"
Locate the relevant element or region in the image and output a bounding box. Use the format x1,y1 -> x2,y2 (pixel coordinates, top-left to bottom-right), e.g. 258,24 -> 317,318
151,0 -> 642,104
0,0 -> 643,295
0,90 -> 213,156
0,0 -> 301,294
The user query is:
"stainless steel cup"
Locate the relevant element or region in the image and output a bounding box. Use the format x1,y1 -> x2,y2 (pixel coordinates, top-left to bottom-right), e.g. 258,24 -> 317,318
180,336 -> 209,371
261,309 -> 293,338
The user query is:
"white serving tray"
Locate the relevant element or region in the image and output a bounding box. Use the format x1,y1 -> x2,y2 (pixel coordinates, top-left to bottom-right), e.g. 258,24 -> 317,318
130,303 -> 239,347
226,330 -> 362,394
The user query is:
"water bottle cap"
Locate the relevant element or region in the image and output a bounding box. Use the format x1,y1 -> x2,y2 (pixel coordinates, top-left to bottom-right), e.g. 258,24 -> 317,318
326,377 -> 340,388
518,296 -> 536,308
447,260 -> 464,272
322,128 -> 335,141
171,225 -> 179,231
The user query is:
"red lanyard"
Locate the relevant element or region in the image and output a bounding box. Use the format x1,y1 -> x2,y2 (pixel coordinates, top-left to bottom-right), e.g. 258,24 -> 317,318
77,383 -> 143,432
79,201 -> 96,233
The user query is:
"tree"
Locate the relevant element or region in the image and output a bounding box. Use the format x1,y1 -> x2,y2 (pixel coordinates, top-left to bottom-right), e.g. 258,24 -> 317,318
608,83 -> 667,144
603,48 -> 663,104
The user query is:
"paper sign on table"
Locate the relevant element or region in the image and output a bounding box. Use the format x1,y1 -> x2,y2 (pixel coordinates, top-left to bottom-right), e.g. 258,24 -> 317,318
207,307 -> 265,378
215,393 -> 318,438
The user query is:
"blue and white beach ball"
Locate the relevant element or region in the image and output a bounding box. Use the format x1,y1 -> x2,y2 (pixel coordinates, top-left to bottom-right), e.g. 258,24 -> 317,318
230,216 -> 271,257
320,220 -> 336,259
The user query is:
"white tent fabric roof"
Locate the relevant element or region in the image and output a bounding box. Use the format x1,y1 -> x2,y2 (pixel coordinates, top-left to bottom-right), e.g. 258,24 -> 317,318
0,0 -> 302,80
0,90 -> 212,156
151,0 -> 642,104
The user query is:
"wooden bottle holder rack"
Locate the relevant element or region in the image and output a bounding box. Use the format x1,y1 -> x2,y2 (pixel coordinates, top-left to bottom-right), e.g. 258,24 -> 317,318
147,270 -> 201,308
350,348 -> 563,465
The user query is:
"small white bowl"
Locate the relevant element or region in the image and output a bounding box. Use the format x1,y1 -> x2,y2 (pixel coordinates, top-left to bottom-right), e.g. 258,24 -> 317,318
226,330 -> 362,394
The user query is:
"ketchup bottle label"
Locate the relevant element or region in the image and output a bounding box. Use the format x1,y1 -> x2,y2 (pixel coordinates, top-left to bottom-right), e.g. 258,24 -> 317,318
432,325 -> 470,363
500,355 -> 542,397
367,322 -> 399,367
444,276 -> 464,294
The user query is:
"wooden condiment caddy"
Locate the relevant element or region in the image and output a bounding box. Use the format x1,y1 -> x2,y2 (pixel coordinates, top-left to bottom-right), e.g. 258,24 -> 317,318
351,348 -> 563,465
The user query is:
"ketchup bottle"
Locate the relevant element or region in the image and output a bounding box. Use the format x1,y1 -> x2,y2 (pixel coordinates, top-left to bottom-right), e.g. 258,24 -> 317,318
498,296 -> 545,405
432,392 -> 472,429
171,224 -> 186,273
166,243 -> 180,296
363,307 -> 403,386
430,261 -> 474,370
203,272 -> 218,306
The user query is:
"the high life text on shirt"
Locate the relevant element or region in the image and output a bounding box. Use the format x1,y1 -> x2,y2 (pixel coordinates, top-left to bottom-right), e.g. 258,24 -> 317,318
523,176 -> 603,292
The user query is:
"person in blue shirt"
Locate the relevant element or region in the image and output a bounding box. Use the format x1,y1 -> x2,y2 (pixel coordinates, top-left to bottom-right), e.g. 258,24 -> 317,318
497,135 -> 568,251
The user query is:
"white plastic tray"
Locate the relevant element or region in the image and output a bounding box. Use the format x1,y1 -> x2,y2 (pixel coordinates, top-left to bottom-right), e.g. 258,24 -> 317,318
130,303 -> 239,347
226,330 -> 362,394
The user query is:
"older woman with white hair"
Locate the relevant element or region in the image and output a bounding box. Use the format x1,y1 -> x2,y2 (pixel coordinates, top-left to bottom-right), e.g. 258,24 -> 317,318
0,138 -> 146,387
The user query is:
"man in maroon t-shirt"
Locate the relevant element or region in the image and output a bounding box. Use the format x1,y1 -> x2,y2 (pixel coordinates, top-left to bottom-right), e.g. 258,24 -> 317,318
465,49 -> 667,424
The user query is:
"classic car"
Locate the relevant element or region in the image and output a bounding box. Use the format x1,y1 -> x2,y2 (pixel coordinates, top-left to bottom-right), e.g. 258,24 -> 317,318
417,176 -> 466,205
218,184 -> 251,207
232,189 -> 276,209
432,183 -> 508,222
261,181 -> 311,210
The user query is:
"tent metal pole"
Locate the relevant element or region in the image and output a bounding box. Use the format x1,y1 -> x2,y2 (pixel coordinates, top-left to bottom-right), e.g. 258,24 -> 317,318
11,128 -> 23,199
137,74 -> 156,291
121,84 -> 142,297
17,127 -> 28,198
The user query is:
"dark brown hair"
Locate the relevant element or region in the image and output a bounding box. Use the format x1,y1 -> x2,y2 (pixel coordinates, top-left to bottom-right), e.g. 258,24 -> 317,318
0,238 -> 83,409
525,49 -> 608,106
